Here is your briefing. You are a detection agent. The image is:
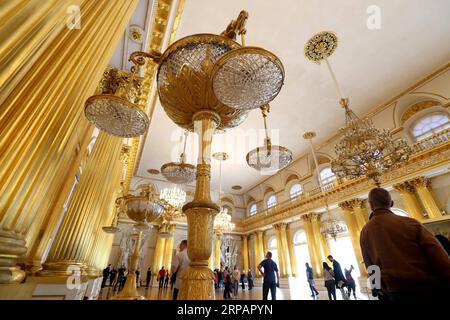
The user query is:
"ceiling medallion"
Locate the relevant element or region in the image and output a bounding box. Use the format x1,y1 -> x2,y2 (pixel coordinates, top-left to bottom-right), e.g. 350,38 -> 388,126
84,61 -> 150,137
161,131 -> 196,184
147,168 -> 160,175
129,25 -> 144,44
246,105 -> 292,172
304,31 -> 338,62
231,185 -> 242,190
305,32 -> 411,186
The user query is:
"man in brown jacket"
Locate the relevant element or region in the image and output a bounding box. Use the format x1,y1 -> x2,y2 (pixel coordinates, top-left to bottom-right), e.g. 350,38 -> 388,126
360,187 -> 450,300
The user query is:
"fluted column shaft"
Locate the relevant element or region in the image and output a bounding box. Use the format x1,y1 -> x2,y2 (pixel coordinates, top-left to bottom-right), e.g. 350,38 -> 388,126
256,230 -> 265,263
286,227 -> 296,277
241,235 -> 249,272
310,213 -> 328,263
39,132 -> 123,276
410,177 -> 442,218
273,225 -> 286,276
393,181 -> 424,221
215,233 -> 222,270
163,224 -> 176,270
302,214 -> 321,276
353,199 -> 369,230
253,233 -> 260,275
339,202 -> 364,271
0,0 -> 138,284
152,225 -> 167,274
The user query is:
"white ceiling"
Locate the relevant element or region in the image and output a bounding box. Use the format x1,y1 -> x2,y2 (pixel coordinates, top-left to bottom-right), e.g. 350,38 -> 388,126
133,0 -> 450,194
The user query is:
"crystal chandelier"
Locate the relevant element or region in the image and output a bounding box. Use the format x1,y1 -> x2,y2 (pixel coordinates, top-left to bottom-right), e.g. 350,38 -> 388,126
213,152 -> 235,234
161,130 -> 196,184
320,216 -> 345,241
160,186 -> 186,208
246,105 -> 292,172
305,31 -> 411,186
303,131 -> 343,241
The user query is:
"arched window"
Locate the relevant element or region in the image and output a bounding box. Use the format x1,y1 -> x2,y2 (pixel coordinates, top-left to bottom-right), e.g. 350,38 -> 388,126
268,236 -> 277,249
289,183 -> 302,199
266,194 -> 277,209
319,167 -> 336,185
391,207 -> 408,217
293,231 -> 307,245
249,203 -> 257,216
411,112 -> 450,141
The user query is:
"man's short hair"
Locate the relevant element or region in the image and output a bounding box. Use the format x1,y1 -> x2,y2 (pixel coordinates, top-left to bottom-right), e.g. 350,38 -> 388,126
267,251 -> 272,258
327,255 -> 333,259
181,240 -> 187,246
369,187 -> 392,208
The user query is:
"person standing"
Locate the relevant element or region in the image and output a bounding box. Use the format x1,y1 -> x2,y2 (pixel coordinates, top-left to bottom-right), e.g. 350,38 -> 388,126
109,267 -> 117,287
232,266 -> 240,297
223,266 -> 232,299
170,271 -> 176,290
164,272 -> 169,288
327,255 -> 347,299
247,269 -> 254,290
323,262 -> 336,300
218,269 -> 224,288
240,270 -> 246,290
115,264 -> 126,291
171,240 -> 190,300
158,267 -> 166,289
101,264 -> 111,288
360,187 -> 450,300
345,265 -> 356,299
146,267 -> 152,287
305,262 -> 319,298
214,269 -> 219,289
257,251 -> 280,300
135,269 -> 140,287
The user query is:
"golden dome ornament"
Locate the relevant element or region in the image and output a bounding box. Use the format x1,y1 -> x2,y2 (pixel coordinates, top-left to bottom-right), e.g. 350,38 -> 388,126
246,105 -> 292,172
84,55 -> 150,137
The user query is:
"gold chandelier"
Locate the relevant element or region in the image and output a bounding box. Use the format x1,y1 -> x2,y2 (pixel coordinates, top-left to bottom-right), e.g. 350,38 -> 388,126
305,31 -> 411,186
212,152 -> 235,234
86,10 -> 285,300
246,105 -> 293,172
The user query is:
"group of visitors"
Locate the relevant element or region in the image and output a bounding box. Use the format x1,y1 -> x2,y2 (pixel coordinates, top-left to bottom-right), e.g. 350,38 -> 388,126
101,263 -> 129,291
213,266 -> 254,299
100,187 -> 450,301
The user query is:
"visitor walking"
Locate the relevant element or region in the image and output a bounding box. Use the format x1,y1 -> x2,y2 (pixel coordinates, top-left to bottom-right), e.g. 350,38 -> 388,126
109,267 -> 117,287
247,270 -> 254,290
323,262 -> 336,300
115,264 -> 126,291
232,266 -> 240,297
164,272 -> 169,288
258,251 -> 280,300
135,269 -> 140,287
170,271 -> 176,290
345,265 -> 356,299
328,255 -> 348,300
171,240 -> 190,300
240,270 -> 246,290
218,269 -> 224,288
305,262 -> 319,298
146,267 -> 152,287
101,264 -> 111,288
360,187 -> 450,300
158,267 -> 166,289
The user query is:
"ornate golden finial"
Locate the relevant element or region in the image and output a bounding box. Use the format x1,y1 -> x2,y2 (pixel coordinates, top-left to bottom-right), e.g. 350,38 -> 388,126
220,10 -> 249,41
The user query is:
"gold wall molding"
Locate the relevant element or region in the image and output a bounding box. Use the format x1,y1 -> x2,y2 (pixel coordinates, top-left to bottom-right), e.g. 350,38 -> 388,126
400,100 -> 441,124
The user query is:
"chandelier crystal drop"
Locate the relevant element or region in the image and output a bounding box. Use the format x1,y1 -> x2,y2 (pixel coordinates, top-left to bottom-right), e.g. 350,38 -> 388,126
159,186 -> 187,208
246,105 -> 292,172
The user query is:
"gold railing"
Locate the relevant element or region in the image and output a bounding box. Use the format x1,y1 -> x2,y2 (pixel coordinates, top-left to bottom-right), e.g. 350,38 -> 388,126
243,129 -> 450,224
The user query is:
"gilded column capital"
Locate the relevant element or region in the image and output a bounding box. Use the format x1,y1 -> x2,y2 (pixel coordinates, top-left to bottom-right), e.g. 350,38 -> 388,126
409,176 -> 431,189
393,181 -> 415,193
301,213 -> 313,223
273,222 -> 288,230
310,212 -> 322,222
354,198 -> 367,208
168,223 -> 176,233
338,200 -> 356,212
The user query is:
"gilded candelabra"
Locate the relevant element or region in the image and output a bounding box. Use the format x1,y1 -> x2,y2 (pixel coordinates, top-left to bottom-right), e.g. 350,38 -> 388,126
305,32 -> 411,186
86,10 -> 285,299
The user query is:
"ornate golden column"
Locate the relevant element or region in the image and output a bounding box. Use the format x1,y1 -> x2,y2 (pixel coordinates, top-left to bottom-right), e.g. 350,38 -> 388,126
311,213 -> 328,263
286,227 -> 297,277
215,233 -> 222,270
301,214 -> 321,276
273,224 -> 286,276
393,181 -> 425,221
338,201 -> 364,270
353,199 -> 369,229
178,112 -> 220,300
38,132 -> 123,277
256,230 -> 265,262
276,223 -> 292,277
262,233 -> 268,255
241,234 -> 249,272
253,233 -> 260,274
162,224 -> 176,270
409,177 -> 442,219
0,0 -> 138,285
152,224 -> 167,274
